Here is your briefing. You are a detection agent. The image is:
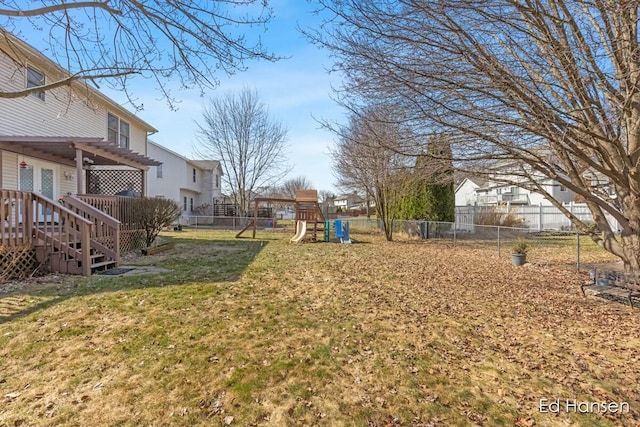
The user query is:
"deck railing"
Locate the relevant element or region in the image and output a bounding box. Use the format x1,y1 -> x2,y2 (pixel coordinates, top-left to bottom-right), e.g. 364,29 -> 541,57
77,195 -> 137,229
77,194 -> 146,253
1,189 -> 33,247
63,195 -> 120,265
31,193 -> 93,275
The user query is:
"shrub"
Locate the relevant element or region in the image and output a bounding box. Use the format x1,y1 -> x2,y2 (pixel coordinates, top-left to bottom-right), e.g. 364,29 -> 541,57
132,197 -> 181,247
512,238 -> 529,255
475,207 -> 525,227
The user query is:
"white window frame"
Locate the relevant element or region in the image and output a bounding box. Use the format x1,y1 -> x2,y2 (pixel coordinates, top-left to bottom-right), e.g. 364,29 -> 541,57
156,164 -> 163,179
107,113 -> 130,149
26,65 -> 45,101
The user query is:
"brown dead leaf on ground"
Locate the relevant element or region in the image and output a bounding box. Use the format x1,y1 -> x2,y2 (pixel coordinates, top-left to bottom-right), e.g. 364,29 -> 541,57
0,230 -> 638,426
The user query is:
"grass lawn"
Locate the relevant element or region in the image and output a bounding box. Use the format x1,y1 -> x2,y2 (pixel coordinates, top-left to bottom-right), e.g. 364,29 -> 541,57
0,229 -> 638,426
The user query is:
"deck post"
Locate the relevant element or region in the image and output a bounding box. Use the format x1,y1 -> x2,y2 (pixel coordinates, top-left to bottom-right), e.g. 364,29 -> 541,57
80,222 -> 92,276
76,148 -> 84,195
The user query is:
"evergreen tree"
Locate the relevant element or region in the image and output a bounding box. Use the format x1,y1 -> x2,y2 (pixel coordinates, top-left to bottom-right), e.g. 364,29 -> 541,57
400,136 -> 455,221
423,135 -> 455,222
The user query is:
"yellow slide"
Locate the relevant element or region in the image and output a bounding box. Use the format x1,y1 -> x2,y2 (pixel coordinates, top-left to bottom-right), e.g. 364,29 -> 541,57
289,220 -> 307,243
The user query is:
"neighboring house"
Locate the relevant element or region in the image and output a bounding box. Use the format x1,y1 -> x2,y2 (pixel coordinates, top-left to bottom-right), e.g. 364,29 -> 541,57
334,192 -> 365,211
455,177 -> 482,206
0,30 -> 162,275
147,140 -> 223,215
455,168 -> 575,207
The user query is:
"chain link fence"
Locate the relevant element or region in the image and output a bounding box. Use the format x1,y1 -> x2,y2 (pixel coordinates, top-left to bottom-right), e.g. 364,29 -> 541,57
175,215 -> 615,272
178,215 -> 279,230
344,218 -> 605,272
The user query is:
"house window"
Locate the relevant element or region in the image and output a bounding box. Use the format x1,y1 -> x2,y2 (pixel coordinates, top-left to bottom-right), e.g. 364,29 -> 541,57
192,168 -> 196,183
120,121 -> 130,148
156,164 -> 163,178
215,174 -> 219,188
190,198 -> 194,212
107,113 -> 130,148
26,66 -> 45,100
183,196 -> 187,211
559,185 -> 566,192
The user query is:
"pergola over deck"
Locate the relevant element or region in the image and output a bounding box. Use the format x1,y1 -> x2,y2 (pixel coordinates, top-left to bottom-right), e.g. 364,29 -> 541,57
0,136 -> 161,195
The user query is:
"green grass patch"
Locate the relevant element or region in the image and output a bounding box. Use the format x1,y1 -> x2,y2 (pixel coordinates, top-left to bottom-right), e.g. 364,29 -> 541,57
0,229 -> 637,426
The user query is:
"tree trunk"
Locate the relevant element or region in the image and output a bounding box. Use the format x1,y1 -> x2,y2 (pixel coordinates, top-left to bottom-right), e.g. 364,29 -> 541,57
612,195 -> 640,273
619,233 -> 640,273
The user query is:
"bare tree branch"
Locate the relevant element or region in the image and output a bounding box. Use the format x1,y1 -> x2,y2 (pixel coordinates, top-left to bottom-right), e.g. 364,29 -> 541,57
0,2 -> 121,17
279,176 -> 314,200
311,0 -> 640,271
195,88 -> 291,216
0,1 -> 280,108
331,105 -> 414,240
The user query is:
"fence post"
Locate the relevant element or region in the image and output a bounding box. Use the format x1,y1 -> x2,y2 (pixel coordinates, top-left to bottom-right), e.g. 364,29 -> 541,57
453,222 -> 457,245
576,231 -> 580,272
472,203 -> 477,228
497,226 -> 501,257
569,202 -> 574,231
539,204 -> 543,231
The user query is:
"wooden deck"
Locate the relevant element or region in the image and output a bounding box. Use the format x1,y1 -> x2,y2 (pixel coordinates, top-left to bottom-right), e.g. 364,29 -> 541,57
1,190 -> 120,276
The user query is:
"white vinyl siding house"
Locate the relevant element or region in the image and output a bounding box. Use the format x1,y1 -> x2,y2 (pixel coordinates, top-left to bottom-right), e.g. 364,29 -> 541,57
0,32 -> 158,200
454,178 -> 481,206
26,65 -> 45,101
146,141 -> 223,214
0,31 -> 167,275
334,192 -> 365,211
456,177 -> 575,207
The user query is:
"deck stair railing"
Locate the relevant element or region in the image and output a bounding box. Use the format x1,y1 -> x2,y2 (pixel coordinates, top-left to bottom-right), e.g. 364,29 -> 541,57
1,190 -> 120,276
31,193 -> 92,275
62,195 -> 120,268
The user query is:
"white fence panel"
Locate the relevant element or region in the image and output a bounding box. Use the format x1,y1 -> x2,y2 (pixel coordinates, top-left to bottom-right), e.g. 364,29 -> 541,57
456,203 -> 620,232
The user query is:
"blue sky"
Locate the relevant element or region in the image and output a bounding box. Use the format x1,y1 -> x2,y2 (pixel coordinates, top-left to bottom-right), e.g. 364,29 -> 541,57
100,1 -> 343,193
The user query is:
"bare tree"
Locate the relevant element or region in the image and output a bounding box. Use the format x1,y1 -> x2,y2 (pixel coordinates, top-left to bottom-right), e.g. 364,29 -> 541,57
331,106 -> 413,240
312,1 -> 640,272
280,176 -> 313,200
0,1 -> 278,108
196,88 -> 290,216
319,189 -> 336,217
133,197 -> 181,248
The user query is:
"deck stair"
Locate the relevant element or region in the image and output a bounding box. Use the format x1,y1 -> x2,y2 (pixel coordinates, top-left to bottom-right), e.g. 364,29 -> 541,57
2,190 -> 120,276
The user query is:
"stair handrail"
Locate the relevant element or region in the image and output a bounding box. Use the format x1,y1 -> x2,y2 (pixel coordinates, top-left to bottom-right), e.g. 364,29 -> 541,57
31,193 -> 93,276
1,189 -> 34,247
62,195 -> 121,265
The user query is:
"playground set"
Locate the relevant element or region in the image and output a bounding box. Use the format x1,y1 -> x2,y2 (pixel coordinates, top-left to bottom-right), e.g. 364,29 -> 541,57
235,189 -> 351,243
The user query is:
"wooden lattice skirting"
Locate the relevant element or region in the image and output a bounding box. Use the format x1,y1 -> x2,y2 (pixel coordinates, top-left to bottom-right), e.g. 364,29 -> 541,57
0,244 -> 39,282
121,229 -> 146,254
